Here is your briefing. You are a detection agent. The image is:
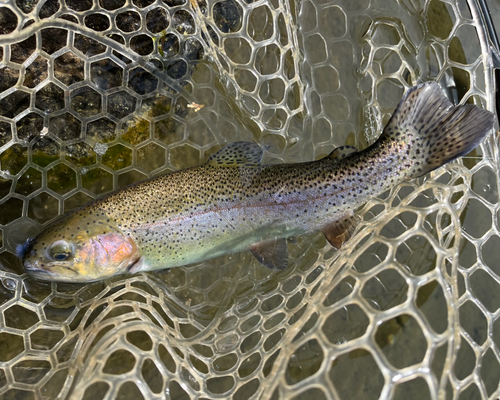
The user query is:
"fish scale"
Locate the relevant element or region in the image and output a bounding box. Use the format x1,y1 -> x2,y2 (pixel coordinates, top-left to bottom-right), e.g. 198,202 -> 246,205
20,82 -> 495,282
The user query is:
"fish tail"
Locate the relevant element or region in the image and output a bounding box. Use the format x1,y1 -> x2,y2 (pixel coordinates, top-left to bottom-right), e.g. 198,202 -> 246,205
381,81 -> 494,178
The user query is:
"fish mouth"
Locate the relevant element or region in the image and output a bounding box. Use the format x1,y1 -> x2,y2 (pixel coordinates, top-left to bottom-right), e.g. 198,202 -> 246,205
25,268 -> 53,276
23,262 -> 56,277
22,259 -> 73,278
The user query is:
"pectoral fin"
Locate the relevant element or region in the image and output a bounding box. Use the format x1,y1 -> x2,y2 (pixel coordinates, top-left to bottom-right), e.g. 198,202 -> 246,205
128,257 -> 148,274
250,238 -> 288,271
322,214 -> 360,250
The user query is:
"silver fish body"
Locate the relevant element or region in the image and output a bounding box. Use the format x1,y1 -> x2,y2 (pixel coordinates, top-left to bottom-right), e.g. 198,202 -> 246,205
20,82 -> 495,282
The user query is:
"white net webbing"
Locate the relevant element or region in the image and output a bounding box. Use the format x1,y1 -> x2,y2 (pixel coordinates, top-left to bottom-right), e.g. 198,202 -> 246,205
0,0 -> 499,399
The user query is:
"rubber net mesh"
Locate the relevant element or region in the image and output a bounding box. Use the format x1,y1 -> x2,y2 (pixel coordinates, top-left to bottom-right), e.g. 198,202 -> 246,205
0,0 -> 499,399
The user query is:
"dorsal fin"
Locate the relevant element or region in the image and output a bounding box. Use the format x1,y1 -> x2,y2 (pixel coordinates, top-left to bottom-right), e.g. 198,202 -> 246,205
206,142 -> 264,167
322,213 -> 360,249
328,145 -> 358,161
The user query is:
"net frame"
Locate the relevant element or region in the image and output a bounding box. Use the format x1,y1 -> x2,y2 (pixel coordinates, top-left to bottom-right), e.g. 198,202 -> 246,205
0,0 -> 498,399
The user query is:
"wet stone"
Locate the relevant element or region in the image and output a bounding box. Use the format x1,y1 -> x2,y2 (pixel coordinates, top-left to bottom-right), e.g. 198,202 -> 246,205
130,34 -> 154,56
159,34 -> 180,59
166,60 -> 188,79
87,118 -> 117,143
0,67 -> 19,93
59,14 -> 78,23
90,59 -> 124,90
133,0 -> 155,7
74,34 -> 107,57
66,142 -> 96,167
70,87 -> 102,117
0,122 -> 12,147
163,0 -> 186,6
396,236 -> 437,276
172,10 -> 195,34
35,83 -> 65,113
0,7 -> 18,35
213,0 -> 243,33
146,8 -> 169,33
136,144 -> 164,172
116,11 -> 141,32
100,0 -> 126,10
85,13 -> 110,31
0,144 -> 28,175
39,0 -> 60,19
0,90 -> 31,119
480,348 -> 500,397
107,91 -> 137,119
49,113 -> 82,141
32,138 -> 60,167
169,381 -> 189,400
0,368 -> 6,388
184,38 -> 204,61
462,198 -> 492,239
41,369 -> 68,400
121,118 -> 150,145
66,0 -> 92,11
128,67 -> 158,95
54,52 -> 85,86
23,56 -> 49,88
10,35 -> 36,64
40,28 -> 67,54
454,338 -> 476,380
16,0 -> 39,14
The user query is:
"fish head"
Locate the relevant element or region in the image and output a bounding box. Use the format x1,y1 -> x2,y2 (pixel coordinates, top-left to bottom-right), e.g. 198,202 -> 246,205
20,212 -> 139,282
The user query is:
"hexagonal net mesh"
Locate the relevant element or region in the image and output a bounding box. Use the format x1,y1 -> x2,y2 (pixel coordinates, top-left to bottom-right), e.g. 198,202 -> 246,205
0,0 -> 499,399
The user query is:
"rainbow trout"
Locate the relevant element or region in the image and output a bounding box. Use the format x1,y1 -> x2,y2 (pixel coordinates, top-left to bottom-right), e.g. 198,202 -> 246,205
20,82 -> 494,282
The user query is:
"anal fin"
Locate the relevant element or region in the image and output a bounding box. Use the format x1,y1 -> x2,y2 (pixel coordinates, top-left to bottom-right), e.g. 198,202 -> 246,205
250,238 -> 288,271
322,213 -> 360,250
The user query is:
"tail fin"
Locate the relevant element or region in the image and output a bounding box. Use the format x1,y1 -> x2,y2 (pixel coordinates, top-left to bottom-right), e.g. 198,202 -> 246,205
381,82 -> 494,178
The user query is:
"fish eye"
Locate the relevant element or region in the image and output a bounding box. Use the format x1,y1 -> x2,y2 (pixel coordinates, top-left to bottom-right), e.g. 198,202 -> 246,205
48,240 -> 73,262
